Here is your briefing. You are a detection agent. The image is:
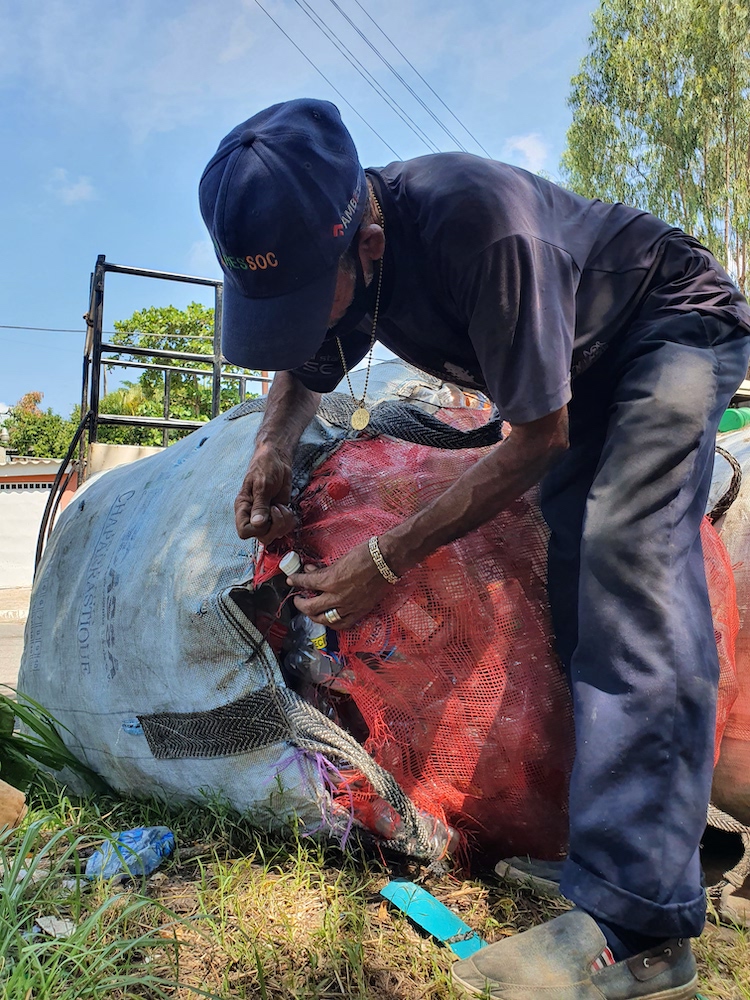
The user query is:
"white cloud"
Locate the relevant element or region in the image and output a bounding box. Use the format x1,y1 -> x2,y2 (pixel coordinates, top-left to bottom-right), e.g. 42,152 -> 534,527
187,238 -> 222,279
2,0 -> 317,143
217,11 -> 258,64
48,168 -> 96,205
0,0 -> 591,159
502,133 -> 550,173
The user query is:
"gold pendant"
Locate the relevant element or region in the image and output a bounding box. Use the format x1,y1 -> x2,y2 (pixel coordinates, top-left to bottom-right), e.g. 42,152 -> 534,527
351,406 -> 370,430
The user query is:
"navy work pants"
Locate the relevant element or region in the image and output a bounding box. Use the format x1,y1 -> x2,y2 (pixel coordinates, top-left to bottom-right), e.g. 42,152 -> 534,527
540,309 -> 750,937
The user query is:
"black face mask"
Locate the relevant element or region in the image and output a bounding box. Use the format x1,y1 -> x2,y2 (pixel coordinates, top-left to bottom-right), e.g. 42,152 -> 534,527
324,251 -> 377,341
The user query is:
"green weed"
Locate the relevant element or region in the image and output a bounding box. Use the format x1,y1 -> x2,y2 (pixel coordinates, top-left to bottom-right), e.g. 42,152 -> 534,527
1,782 -> 748,999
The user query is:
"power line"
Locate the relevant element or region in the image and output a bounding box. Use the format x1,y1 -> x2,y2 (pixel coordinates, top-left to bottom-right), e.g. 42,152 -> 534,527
289,0 -> 441,154
325,0 -> 469,153
293,0 -> 439,153
0,324 -> 85,334
250,0 -> 402,160
0,325 -> 214,340
350,0 -> 492,158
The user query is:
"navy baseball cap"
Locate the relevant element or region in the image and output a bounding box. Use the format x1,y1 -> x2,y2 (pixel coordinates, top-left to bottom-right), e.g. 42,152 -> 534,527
199,99 -> 367,371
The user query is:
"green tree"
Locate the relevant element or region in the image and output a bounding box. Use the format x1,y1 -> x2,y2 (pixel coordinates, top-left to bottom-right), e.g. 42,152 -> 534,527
102,302 -> 259,446
4,392 -> 76,458
562,0 -> 750,293
4,305 -> 261,456
95,386 -> 163,447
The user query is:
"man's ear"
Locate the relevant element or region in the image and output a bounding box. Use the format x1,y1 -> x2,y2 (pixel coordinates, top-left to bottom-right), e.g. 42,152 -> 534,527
357,223 -> 385,264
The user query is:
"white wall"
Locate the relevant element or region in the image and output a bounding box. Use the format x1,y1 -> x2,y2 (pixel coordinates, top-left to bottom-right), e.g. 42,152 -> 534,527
0,491 -> 48,588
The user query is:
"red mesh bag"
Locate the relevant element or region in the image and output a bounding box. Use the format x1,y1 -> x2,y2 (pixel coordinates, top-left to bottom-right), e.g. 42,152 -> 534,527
710,486 -> 750,824
296,417 -> 739,859
703,518 -> 741,751
719,505 -> 750,743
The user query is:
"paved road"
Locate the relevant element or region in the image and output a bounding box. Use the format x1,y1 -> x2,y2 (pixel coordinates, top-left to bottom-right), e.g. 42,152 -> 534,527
0,621 -> 24,693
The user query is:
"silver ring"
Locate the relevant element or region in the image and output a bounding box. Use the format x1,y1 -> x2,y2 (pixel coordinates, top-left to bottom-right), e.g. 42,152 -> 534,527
324,608 -> 342,624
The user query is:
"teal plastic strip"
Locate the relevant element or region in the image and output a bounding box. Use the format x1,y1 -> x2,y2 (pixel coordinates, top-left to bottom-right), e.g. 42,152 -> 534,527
380,880 -> 488,959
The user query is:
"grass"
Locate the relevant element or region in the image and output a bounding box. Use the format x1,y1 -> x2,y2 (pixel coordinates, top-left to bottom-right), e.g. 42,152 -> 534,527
1,780 -> 749,999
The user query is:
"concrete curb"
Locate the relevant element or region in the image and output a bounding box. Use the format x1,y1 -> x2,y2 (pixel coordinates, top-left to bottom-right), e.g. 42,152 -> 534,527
0,610 -> 28,623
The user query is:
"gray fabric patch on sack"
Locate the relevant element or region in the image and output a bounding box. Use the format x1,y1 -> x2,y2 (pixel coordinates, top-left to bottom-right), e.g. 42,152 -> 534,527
139,687 -> 292,759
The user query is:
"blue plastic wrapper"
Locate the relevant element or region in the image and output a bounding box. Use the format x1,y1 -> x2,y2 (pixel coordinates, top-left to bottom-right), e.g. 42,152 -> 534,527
85,826 -> 175,881
380,880 -> 487,959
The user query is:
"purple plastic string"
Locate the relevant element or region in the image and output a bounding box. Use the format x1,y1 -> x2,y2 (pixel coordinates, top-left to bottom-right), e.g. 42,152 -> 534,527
253,743 -> 306,794
305,750 -> 356,849
255,745 -> 356,849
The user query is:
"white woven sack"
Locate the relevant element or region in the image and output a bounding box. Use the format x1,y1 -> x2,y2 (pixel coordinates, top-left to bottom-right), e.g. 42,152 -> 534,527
18,365 -> 449,859
18,408 -> 345,830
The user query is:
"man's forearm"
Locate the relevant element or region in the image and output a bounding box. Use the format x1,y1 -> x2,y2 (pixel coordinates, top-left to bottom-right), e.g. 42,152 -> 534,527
255,371 -> 321,459
379,408 -> 568,576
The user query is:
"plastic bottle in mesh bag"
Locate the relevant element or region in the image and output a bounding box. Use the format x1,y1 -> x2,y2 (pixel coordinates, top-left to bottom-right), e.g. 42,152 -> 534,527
284,614 -> 352,688
284,614 -> 325,676
364,795 -> 459,857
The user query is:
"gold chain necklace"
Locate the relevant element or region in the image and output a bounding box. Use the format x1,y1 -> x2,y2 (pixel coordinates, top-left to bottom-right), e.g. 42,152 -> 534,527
336,188 -> 384,431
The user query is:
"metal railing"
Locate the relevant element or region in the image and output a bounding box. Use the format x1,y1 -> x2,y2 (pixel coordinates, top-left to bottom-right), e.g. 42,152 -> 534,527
36,254 -> 263,569
82,254 -> 266,450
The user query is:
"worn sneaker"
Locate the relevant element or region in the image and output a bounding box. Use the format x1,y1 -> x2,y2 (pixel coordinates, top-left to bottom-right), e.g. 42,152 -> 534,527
720,882 -> 750,928
495,856 -> 565,897
452,909 -> 698,999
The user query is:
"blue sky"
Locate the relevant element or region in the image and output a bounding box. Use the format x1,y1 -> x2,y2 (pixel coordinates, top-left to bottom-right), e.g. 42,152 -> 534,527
0,0 -> 596,416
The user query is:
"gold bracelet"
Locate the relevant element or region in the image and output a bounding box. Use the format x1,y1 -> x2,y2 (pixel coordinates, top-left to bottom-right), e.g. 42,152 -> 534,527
368,536 -> 400,585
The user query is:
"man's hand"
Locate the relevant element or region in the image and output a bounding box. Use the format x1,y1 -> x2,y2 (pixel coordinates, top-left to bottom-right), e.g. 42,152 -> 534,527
287,542 -> 391,629
233,372 -> 321,542
235,444 -> 296,542
374,406 -> 569,578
